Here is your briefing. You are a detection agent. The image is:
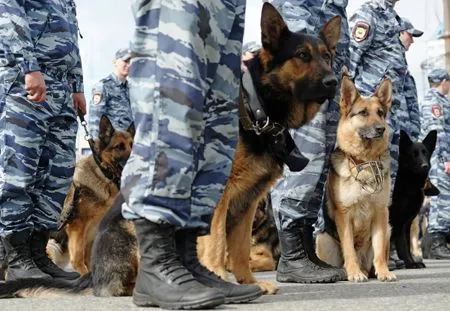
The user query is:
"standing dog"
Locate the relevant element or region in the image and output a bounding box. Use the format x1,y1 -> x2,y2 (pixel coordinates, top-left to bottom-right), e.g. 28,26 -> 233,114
198,3 -> 341,294
59,115 -> 134,274
389,130 -> 437,268
316,74 -> 396,282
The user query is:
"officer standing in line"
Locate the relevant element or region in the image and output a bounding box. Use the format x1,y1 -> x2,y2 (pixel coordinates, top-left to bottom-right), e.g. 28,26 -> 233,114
88,48 -> 133,140
267,0 -> 349,284
420,69 -> 450,259
0,0 -> 84,281
348,0 -> 407,188
398,18 -> 423,140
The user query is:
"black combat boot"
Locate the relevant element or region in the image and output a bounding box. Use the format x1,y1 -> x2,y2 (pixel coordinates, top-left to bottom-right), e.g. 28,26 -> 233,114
429,232 -> 450,259
277,224 -> 345,283
388,241 -> 405,270
31,230 -> 80,280
0,239 -> 5,281
132,219 -> 225,309
2,229 -> 51,280
175,229 -> 262,304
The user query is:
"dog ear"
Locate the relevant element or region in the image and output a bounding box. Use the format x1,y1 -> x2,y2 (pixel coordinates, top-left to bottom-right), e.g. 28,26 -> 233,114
127,122 -> 136,138
422,130 -> 437,154
339,74 -> 359,115
424,178 -> 440,196
99,115 -> 115,147
320,16 -> 341,56
399,130 -> 413,151
374,79 -> 392,113
260,2 -> 288,52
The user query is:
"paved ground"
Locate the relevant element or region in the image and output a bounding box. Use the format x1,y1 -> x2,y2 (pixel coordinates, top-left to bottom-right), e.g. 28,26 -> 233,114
1,260 -> 449,311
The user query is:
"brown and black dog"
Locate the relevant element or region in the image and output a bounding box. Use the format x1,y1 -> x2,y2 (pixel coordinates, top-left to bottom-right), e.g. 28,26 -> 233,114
197,3 -> 341,294
316,73 -> 396,282
59,115 -> 134,275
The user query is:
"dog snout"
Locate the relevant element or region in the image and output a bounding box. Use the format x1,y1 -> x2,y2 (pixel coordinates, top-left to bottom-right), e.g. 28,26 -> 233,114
375,126 -> 385,136
420,163 -> 429,170
322,74 -> 338,89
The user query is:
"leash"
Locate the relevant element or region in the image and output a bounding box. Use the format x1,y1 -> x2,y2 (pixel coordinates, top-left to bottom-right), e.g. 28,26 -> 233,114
77,113 -> 121,187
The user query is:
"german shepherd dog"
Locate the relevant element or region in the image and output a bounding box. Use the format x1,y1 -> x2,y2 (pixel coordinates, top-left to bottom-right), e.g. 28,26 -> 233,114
58,115 -> 134,275
316,74 -> 397,282
389,130 -> 437,269
197,3 -> 341,294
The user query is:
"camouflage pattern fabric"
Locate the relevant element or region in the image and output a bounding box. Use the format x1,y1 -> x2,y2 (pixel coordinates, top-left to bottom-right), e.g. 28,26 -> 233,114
88,73 -> 133,139
399,72 -> 421,140
348,0 -> 409,188
0,0 -> 82,234
420,88 -> 450,234
267,0 -> 350,230
120,0 -> 246,231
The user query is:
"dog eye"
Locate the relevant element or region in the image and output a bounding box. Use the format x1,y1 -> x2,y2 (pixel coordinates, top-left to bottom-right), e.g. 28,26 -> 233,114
323,53 -> 331,62
114,142 -> 125,150
359,109 -> 368,117
377,109 -> 385,117
296,51 -> 310,61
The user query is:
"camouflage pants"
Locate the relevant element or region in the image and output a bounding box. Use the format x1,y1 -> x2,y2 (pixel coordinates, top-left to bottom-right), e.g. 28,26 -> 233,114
121,0 -> 245,232
0,67 -> 78,235
268,0 -> 349,230
428,160 -> 450,234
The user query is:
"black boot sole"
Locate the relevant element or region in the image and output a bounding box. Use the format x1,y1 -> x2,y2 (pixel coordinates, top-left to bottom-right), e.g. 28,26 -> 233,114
224,289 -> 262,304
276,272 -> 338,284
133,291 -> 225,310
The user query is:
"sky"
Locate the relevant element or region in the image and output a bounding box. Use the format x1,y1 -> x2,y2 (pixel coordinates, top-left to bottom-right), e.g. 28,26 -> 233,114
74,0 -> 445,101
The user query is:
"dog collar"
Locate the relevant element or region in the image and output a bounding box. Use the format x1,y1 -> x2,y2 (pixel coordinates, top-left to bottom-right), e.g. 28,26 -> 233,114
348,156 -> 385,194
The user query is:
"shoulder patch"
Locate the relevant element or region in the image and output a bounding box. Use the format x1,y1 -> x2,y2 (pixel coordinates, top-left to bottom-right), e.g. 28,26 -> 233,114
352,22 -> 370,42
431,104 -> 442,118
92,93 -> 102,105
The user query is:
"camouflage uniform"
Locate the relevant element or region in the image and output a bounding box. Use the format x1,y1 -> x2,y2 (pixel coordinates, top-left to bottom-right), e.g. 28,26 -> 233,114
88,73 -> 132,139
400,73 -> 421,140
0,0 -> 82,234
267,0 -> 350,230
348,0 -> 409,187
121,0 -> 246,232
420,72 -> 450,235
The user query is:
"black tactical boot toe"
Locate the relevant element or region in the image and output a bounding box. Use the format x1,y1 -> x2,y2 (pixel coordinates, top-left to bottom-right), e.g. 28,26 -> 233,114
429,232 -> 450,259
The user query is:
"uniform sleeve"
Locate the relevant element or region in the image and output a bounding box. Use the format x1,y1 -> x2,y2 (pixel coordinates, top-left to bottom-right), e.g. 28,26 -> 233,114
420,95 -> 448,162
404,73 -> 420,140
0,0 -> 40,73
88,83 -> 107,140
348,8 -> 376,79
66,0 -> 84,93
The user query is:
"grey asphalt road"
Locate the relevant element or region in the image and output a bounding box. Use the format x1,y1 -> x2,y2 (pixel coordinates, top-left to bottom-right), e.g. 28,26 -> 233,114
1,260 -> 449,311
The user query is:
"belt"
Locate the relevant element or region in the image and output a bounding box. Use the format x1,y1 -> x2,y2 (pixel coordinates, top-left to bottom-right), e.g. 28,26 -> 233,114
40,65 -> 68,81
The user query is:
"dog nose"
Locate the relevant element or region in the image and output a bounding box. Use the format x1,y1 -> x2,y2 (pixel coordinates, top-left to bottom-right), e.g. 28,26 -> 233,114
322,75 -> 338,88
376,126 -> 385,135
421,163 -> 429,170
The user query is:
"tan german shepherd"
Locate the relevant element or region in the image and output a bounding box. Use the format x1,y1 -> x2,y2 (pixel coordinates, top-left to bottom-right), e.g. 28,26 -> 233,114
59,115 -> 134,274
197,3 -> 342,294
315,74 -> 396,282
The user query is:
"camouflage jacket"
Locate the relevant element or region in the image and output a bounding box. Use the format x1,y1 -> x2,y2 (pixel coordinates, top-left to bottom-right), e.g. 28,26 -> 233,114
0,0 -> 83,92
420,88 -> 450,163
401,72 -> 421,140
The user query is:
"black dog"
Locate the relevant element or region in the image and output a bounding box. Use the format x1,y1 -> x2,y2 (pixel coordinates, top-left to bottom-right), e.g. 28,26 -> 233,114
389,130 -> 437,269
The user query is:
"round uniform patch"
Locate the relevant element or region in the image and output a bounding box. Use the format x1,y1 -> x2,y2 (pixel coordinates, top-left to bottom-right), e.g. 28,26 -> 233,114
92,93 -> 102,105
353,22 -> 370,42
431,104 -> 442,118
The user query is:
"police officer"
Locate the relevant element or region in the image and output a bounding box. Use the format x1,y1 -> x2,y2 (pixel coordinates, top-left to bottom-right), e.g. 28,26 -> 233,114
267,0 -> 349,283
88,48 -> 133,139
420,69 -> 450,259
0,0 -> 84,281
120,0 -> 262,309
398,18 -> 423,141
348,0 -> 407,188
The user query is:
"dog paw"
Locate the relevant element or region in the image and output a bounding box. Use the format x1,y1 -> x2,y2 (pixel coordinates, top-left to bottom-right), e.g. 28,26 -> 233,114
347,271 -> 368,282
256,281 -> 278,295
376,270 -> 397,282
405,261 -> 426,269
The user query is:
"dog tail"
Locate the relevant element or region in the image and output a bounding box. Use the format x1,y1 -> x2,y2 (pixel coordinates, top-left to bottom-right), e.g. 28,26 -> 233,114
0,272 -> 93,298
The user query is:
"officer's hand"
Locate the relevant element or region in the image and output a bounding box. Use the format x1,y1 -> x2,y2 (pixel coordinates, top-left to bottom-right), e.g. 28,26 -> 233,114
25,71 -> 47,103
444,162 -> 450,174
73,92 -> 87,116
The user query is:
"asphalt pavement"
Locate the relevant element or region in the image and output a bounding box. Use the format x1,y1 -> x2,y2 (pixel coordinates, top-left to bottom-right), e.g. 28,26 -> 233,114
1,259 -> 449,311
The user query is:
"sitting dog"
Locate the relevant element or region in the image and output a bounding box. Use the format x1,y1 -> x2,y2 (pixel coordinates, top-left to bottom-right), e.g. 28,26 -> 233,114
58,115 -> 134,274
197,3 -> 342,294
316,73 -> 396,282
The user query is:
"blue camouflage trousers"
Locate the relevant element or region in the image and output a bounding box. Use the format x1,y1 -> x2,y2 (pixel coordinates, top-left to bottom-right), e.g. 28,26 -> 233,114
428,160 -> 450,234
0,67 -> 78,235
269,0 -> 349,230
121,0 -> 245,232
